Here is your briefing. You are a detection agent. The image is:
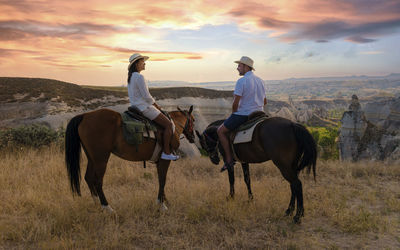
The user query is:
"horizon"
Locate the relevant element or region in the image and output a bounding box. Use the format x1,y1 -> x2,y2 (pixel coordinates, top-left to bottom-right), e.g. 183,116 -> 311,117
1,1 -> 400,86
2,72 -> 399,88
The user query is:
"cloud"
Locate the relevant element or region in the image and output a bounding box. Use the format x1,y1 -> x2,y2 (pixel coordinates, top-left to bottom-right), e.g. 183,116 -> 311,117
99,46 -> 203,61
0,48 -> 33,56
0,20 -> 135,40
1,0 -> 400,45
225,0 -> 400,43
359,50 -> 384,55
346,36 -> 376,43
281,19 -> 400,43
266,48 -> 323,64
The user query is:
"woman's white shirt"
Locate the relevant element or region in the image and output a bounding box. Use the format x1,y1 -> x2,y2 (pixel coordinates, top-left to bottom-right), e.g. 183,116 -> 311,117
128,72 -> 155,111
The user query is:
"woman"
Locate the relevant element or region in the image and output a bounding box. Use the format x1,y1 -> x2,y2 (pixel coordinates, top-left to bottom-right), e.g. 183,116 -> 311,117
127,53 -> 179,161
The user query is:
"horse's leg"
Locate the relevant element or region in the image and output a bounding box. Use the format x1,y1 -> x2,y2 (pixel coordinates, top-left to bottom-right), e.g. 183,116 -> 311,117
156,159 -> 171,210
273,159 -> 303,223
92,160 -> 114,213
227,166 -> 235,199
84,159 -> 98,203
241,163 -> 253,200
292,178 -> 304,223
285,184 -> 296,216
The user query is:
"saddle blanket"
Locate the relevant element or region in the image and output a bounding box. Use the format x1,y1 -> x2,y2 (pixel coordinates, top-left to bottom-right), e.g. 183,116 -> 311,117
121,112 -> 161,163
233,119 -> 266,144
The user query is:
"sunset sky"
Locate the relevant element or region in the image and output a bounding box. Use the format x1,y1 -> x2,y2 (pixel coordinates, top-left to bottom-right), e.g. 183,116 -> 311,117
1,0 -> 400,86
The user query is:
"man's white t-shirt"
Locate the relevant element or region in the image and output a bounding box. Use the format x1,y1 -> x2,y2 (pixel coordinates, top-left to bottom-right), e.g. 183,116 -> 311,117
233,71 -> 266,116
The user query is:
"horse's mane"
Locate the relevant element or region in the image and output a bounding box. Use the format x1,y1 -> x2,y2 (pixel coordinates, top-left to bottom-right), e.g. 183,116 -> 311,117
208,119 -> 224,128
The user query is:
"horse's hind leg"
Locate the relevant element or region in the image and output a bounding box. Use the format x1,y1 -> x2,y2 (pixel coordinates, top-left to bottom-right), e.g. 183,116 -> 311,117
274,159 -> 304,223
84,159 -> 98,202
285,184 -> 296,216
241,163 -> 253,200
92,160 -> 113,212
292,178 -> 304,223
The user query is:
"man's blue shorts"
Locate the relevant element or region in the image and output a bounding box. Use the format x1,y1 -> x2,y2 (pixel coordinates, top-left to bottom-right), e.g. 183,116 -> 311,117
223,114 -> 248,130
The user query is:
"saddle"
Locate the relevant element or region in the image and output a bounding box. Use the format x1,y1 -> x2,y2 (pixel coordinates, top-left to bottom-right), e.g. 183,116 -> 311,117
121,106 -> 163,163
229,111 -> 269,162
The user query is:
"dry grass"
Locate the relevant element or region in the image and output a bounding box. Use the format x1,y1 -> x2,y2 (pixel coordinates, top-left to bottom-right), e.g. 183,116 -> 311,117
0,147 -> 399,249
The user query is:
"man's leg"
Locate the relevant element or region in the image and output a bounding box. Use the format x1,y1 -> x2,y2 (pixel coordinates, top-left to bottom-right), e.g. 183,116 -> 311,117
217,114 -> 248,172
217,124 -> 233,164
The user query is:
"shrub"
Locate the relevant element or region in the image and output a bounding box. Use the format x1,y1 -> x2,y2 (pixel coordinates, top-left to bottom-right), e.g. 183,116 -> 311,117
308,126 -> 339,160
0,125 -> 65,149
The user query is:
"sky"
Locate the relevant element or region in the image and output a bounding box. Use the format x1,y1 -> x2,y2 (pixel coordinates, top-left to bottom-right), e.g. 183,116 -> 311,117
1,0 -> 400,86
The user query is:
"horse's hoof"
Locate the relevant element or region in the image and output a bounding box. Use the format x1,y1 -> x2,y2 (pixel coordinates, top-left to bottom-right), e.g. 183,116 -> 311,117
293,211 -> 304,224
226,195 -> 234,201
160,203 -> 168,211
293,216 -> 301,224
285,209 -> 294,217
248,194 -> 254,201
157,199 -> 169,211
102,205 -> 115,214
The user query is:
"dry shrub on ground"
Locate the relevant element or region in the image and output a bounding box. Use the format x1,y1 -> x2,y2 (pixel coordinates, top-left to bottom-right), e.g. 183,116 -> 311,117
0,147 -> 399,249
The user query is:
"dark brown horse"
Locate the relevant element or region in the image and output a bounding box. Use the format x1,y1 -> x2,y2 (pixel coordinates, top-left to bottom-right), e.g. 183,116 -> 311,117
196,116 -> 317,223
65,106 -> 195,212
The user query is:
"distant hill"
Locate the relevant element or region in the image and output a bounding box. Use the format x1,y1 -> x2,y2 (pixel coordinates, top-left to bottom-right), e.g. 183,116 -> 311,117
0,77 -> 234,107
0,77 -> 127,107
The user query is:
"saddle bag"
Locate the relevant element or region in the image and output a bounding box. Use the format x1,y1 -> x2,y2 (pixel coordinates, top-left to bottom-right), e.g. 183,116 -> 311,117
122,119 -> 146,145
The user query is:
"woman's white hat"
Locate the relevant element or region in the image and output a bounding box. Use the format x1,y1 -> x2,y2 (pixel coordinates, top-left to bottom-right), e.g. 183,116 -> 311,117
128,53 -> 149,70
234,56 -> 255,70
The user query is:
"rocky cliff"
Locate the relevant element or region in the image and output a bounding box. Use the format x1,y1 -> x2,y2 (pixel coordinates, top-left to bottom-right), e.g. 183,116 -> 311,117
339,95 -> 400,162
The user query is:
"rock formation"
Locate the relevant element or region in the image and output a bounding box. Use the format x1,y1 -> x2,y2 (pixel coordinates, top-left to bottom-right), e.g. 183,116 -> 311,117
339,95 -> 368,161
339,95 -> 400,162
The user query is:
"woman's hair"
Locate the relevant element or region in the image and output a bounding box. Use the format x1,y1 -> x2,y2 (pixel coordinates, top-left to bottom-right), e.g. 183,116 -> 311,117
127,60 -> 140,84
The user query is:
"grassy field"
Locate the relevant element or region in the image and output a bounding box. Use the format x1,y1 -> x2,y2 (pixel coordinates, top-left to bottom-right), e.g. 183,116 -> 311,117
0,147 -> 399,249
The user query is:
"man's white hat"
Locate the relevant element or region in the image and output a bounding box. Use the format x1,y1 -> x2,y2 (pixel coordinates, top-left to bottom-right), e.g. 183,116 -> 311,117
234,56 -> 255,70
128,53 -> 149,70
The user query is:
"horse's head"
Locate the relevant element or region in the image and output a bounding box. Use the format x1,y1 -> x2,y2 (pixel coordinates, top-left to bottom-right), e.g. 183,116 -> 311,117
177,105 -> 195,143
196,126 -> 220,165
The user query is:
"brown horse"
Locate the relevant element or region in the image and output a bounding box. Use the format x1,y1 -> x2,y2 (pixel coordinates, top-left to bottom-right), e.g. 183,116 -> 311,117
65,106 -> 195,212
196,116 -> 317,223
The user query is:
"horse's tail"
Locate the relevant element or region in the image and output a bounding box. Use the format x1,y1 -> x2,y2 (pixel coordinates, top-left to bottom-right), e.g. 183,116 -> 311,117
65,114 -> 84,196
292,123 -> 317,181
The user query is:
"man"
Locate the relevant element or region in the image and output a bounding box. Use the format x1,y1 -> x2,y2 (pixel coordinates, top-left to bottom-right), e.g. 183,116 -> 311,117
217,56 -> 267,172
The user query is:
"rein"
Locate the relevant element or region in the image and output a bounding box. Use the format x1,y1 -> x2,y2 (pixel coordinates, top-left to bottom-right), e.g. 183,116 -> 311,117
202,130 -> 218,154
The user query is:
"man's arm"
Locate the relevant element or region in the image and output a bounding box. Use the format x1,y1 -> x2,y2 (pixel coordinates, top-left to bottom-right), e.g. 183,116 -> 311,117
232,95 -> 241,113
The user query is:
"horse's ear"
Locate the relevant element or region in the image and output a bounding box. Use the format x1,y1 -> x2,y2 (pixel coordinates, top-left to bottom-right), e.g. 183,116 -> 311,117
189,105 -> 193,114
177,106 -> 182,112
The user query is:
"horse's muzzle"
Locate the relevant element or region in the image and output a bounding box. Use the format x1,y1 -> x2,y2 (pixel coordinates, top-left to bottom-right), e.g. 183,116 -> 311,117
187,135 -> 195,143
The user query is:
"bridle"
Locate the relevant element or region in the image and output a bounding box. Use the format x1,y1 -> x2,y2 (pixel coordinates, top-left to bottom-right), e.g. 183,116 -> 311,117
202,129 -> 219,157
177,109 -> 195,142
